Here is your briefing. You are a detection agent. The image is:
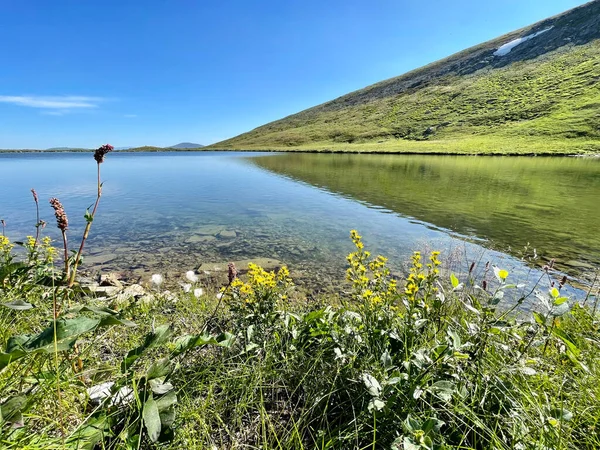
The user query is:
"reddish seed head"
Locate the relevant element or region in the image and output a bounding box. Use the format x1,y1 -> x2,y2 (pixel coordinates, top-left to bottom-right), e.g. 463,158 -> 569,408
482,280 -> 487,291
31,188 -> 38,203
94,144 -> 114,164
228,262 -> 238,283
560,275 -> 568,287
49,197 -> 68,231
469,262 -> 475,274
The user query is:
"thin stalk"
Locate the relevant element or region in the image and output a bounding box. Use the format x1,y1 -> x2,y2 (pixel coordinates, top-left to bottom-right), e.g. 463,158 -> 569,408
61,229 -> 69,282
68,163 -> 101,287
32,189 -> 40,247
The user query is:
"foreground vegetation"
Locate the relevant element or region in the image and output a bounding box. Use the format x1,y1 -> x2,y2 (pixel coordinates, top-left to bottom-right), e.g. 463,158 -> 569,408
2,146 -> 600,449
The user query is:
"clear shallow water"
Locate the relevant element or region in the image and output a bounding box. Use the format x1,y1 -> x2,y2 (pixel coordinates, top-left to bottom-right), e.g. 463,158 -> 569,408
0,151 -> 596,297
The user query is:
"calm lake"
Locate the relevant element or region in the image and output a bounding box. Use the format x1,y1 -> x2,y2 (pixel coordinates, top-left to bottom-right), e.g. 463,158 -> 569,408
0,151 -> 598,293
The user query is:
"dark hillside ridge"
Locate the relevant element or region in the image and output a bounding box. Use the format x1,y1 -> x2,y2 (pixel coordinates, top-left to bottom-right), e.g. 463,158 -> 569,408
211,1 -> 600,154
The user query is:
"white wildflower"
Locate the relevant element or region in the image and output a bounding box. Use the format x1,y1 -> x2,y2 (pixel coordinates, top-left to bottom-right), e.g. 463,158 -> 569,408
182,283 -> 191,293
186,270 -> 199,283
194,288 -> 204,298
216,292 -> 223,300
151,274 -> 163,287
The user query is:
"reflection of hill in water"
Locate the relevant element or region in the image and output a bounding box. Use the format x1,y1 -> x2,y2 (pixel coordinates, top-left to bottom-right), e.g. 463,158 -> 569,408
252,153 -> 600,278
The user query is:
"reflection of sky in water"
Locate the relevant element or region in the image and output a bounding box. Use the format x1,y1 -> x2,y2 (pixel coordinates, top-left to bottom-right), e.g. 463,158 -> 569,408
0,151 -> 585,302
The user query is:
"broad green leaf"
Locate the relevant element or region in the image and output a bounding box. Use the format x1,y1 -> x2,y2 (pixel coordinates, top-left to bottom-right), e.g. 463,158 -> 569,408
149,379 -> 174,395
122,325 -> 173,372
146,357 -> 171,380
450,273 -> 459,288
2,300 -> 34,310
550,287 -> 560,298
142,394 -> 161,443
0,396 -> 27,424
362,373 -> 381,397
25,317 -> 100,352
97,315 -> 136,328
368,397 -> 385,412
428,380 -> 455,401
554,296 -> 568,306
155,391 -> 177,411
172,331 -> 234,356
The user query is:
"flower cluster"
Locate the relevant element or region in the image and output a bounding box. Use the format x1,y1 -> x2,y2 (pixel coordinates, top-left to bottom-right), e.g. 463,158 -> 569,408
404,250 -> 442,307
228,263 -> 292,308
94,144 -> 114,164
49,197 -> 68,231
346,230 -> 398,307
0,235 -> 14,259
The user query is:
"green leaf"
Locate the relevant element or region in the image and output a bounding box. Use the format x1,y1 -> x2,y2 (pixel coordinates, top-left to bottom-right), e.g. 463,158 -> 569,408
550,287 -> 560,298
380,350 -> 392,369
155,391 -> 177,411
25,317 -> 100,352
450,273 -> 459,288
142,394 -> 161,443
84,209 -> 94,224
554,296 -> 568,306
172,331 -> 234,356
2,300 -> 34,310
533,312 -> 546,326
428,380 -> 455,401
0,396 -> 27,424
549,408 -> 573,422
551,328 -> 579,356
66,414 -> 110,450
122,325 -> 173,372
362,373 -> 381,397
368,397 -> 385,412
146,357 -> 172,380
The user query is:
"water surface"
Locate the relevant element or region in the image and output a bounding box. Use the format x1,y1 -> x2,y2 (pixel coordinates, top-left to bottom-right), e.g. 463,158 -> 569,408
0,151 -> 597,294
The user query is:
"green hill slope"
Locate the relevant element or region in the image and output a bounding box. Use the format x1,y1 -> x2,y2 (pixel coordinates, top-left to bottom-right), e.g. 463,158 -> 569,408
211,1 -> 600,154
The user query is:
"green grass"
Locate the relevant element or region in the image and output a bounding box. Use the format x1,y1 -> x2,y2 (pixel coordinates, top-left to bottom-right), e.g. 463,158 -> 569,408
208,42 -> 600,155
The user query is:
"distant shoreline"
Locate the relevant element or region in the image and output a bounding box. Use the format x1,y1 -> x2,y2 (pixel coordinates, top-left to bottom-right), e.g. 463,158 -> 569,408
1,147 -> 598,157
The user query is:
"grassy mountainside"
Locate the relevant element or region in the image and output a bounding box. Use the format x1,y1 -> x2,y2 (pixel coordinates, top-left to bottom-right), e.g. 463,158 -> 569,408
210,1 -> 600,154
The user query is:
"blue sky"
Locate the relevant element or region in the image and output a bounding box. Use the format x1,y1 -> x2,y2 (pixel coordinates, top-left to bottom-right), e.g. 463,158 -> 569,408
0,0 -> 588,148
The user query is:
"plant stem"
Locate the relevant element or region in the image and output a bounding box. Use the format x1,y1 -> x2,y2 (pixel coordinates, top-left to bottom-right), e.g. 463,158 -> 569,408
68,163 -> 102,287
61,229 -> 69,281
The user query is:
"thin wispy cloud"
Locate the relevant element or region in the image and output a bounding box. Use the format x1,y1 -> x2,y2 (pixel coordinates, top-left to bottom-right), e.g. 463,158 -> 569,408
0,95 -> 105,109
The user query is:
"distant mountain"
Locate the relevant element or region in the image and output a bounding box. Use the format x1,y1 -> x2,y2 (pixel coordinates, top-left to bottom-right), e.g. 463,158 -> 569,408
169,142 -> 204,149
209,1 -> 600,154
46,147 -> 90,151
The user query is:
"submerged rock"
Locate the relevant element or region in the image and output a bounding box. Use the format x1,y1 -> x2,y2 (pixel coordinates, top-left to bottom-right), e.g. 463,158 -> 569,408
199,258 -> 282,274
99,273 -> 123,288
216,230 -> 237,239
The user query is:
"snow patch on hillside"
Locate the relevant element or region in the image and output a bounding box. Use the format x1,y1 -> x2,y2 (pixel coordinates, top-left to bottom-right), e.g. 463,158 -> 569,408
494,27 -> 554,56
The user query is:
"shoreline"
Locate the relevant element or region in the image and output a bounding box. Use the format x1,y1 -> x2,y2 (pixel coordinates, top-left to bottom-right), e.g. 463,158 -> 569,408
1,147 -> 599,157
